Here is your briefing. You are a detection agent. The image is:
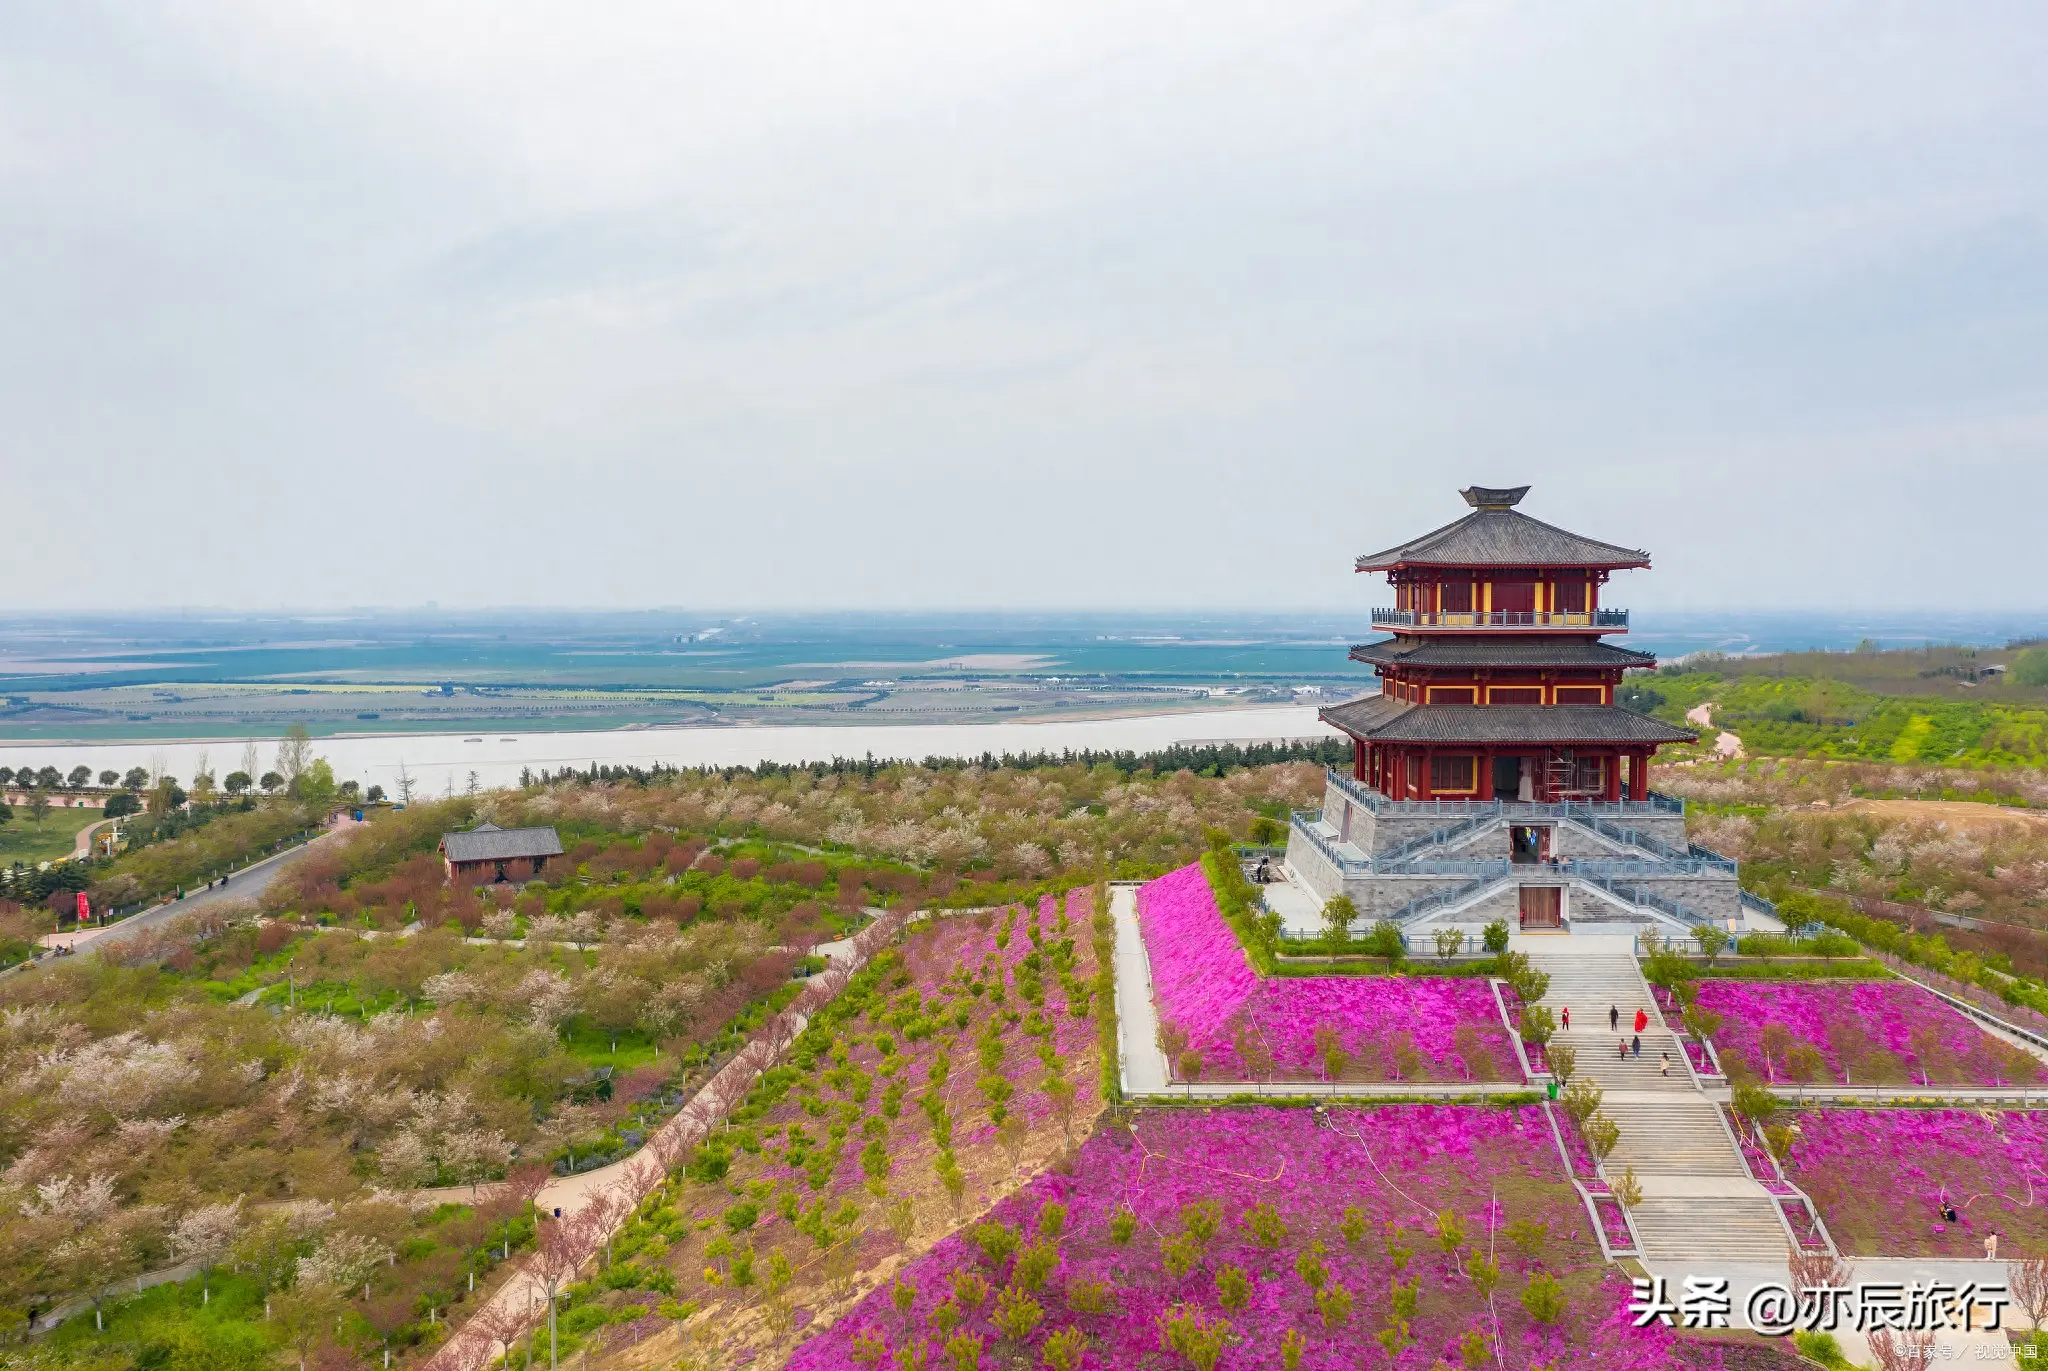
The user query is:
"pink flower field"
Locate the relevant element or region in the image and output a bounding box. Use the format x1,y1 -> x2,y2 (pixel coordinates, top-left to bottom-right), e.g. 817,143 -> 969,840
615,890 -> 1112,1369
788,1104 -> 1735,1370
1784,1108 -> 2048,1257
1694,979 -> 2047,1087
1138,864 -> 1519,1082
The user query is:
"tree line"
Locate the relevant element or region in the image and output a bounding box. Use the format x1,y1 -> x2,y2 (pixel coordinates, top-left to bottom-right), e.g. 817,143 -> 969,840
522,737 -> 1350,790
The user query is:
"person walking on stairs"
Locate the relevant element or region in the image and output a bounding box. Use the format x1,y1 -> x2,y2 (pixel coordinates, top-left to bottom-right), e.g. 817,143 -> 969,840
1634,1008 -> 1648,1034
1660,1052 -> 1671,1078
1618,1039 -> 1627,1062
1561,1007 -> 1570,1030
1631,1034 -> 1641,1058
1609,1005 -> 1619,1031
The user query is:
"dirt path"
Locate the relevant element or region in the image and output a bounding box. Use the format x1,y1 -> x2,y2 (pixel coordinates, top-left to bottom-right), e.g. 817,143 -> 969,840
1684,702 -> 1743,759
423,911 -> 912,1371
1837,798 -> 2048,834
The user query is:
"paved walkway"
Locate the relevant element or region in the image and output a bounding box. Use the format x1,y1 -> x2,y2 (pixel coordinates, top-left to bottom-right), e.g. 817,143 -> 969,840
1257,868 -> 1324,937
1110,882 -> 1169,1094
68,813 -> 115,860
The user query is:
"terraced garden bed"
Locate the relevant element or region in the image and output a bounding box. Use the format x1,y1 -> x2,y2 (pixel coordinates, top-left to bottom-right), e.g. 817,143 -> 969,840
1782,1107 -> 2048,1257
789,1103 -> 1752,1370
1138,864 -> 1518,1084
1691,980 -> 2046,1087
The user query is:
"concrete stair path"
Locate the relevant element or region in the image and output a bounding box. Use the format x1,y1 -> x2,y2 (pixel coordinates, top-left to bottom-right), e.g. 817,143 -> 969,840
1527,953 -> 1656,1023
1629,1196 -> 1793,1262
1598,1093 -> 1748,1176
1525,950 -> 1793,1264
1552,1029 -> 1691,1090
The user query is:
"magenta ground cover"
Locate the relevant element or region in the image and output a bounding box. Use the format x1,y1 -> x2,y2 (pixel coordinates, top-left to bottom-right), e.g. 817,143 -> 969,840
703,890 -> 1103,1214
787,1104 -> 1718,1370
1136,864 -> 1518,1082
1693,979 -> 2046,1086
1784,1108 -> 2048,1257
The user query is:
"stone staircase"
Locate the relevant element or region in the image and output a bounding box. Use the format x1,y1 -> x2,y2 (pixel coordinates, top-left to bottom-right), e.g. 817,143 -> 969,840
1599,1095 -> 1746,1175
1629,1196 -> 1796,1262
1530,951 -> 1792,1264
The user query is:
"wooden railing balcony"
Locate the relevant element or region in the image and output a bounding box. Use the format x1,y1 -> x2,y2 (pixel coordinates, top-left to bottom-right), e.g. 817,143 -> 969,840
1371,607 -> 1628,631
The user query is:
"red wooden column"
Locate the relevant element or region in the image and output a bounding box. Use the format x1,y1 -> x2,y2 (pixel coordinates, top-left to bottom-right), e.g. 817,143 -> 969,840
1416,749 -> 1433,800
1476,747 -> 1496,802
1605,752 -> 1623,803
1353,739 -> 1367,782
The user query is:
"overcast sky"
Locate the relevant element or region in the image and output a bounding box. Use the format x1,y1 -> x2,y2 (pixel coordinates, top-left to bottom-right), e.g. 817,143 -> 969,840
3,2 -> 2044,613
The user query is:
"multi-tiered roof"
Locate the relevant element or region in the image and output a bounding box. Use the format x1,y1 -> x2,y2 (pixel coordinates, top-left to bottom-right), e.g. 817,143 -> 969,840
1321,486 -> 1694,802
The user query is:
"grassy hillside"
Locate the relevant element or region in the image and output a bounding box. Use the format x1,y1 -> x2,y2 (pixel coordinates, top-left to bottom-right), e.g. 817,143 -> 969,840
1629,645 -> 2048,767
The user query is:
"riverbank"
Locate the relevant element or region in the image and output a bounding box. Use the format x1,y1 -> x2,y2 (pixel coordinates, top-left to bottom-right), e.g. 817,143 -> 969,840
0,705 -> 1337,795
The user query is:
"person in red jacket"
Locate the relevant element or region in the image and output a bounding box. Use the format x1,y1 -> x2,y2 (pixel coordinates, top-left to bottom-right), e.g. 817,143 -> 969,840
1634,1008 -> 1648,1034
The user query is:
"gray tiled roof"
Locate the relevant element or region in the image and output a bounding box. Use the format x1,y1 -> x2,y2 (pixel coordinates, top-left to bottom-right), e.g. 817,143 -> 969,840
440,824 -> 564,863
1349,637 -> 1654,669
1355,489 -> 1649,571
1320,697 -> 1695,745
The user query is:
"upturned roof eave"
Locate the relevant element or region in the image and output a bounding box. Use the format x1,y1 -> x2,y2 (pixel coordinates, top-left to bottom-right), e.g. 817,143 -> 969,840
1347,638 -> 1657,669
1317,697 -> 1697,746
1352,507 -> 1651,573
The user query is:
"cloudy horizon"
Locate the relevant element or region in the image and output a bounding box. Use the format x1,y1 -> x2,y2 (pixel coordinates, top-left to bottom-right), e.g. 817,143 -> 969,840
4,3 -> 2044,613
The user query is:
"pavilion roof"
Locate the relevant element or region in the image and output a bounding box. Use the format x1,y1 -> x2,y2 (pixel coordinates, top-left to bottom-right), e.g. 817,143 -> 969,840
1319,696 -> 1696,746
1355,486 -> 1649,573
440,823 -> 564,863
1349,637 -> 1654,669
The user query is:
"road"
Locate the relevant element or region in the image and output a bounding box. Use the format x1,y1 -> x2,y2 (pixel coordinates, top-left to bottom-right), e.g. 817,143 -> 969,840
35,816 -> 359,956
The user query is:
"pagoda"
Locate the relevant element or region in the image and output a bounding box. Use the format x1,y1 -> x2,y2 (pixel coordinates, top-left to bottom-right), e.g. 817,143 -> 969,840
1324,484 -> 1694,805
1282,485 -> 1778,939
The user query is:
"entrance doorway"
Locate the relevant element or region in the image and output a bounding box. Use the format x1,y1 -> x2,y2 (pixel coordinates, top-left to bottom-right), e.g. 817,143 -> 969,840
1519,885 -> 1562,929
1509,825 -> 1550,865
1493,755 -> 1522,801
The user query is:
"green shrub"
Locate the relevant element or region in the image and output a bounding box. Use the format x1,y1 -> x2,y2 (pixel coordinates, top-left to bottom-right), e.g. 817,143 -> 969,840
1520,1271 -> 1566,1324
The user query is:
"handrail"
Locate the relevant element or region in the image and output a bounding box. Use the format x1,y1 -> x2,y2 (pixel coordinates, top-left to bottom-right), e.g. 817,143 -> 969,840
1289,813 -> 1369,873
1323,767 -> 1386,814
1561,858 -> 1734,879
1370,608 -> 1629,630
1388,871 -> 1505,927
1399,860 -> 1517,878
1574,871 -> 1703,933
1375,812 -> 1494,863
1881,962 -> 2048,1056
1322,770 -> 1684,820
1777,1082 -> 2044,1106
1739,888 -> 1779,920
1296,809 -> 1724,880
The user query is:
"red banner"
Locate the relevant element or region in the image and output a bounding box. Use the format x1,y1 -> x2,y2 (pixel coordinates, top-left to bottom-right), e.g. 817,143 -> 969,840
75,891 -> 90,925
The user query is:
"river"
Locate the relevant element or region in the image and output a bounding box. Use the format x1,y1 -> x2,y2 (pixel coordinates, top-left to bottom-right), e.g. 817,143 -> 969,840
0,706 -> 1336,796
